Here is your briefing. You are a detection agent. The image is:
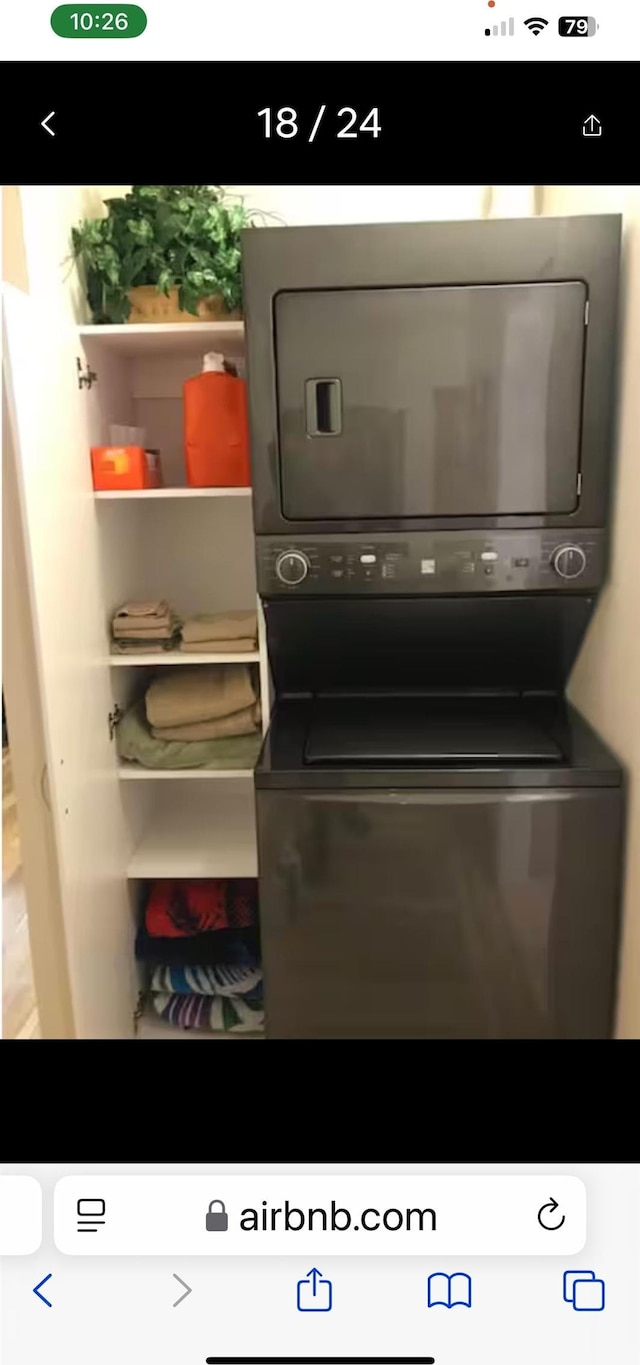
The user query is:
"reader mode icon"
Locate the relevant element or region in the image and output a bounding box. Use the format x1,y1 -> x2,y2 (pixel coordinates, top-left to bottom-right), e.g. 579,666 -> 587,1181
427,1272 -> 472,1308
563,1270 -> 605,1311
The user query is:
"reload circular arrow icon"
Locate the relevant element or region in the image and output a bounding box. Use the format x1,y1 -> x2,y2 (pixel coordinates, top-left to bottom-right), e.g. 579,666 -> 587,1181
537,1196 -> 566,1231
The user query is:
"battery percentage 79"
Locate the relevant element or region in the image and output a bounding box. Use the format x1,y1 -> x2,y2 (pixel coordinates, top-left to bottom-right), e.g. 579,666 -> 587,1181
558,16 -> 599,35
257,107 -> 381,141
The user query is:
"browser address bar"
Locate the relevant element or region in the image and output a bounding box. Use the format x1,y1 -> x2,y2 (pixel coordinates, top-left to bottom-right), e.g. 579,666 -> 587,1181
53,1175 -> 587,1255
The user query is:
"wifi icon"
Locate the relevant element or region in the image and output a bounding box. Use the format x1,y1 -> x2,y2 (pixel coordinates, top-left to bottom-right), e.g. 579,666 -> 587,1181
524,16 -> 549,33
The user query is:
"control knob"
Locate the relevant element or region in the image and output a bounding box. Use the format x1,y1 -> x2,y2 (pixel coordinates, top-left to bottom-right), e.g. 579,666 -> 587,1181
275,550 -> 310,585
551,545 -> 587,580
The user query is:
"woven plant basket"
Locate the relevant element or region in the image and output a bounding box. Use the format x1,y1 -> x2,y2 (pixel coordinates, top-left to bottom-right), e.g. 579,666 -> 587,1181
127,286 -> 241,324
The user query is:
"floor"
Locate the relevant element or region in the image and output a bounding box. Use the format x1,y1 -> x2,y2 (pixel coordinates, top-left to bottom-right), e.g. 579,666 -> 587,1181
2,747 -> 40,1039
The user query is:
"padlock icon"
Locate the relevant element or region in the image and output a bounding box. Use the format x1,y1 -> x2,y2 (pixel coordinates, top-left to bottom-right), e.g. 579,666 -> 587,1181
206,1199 -> 229,1232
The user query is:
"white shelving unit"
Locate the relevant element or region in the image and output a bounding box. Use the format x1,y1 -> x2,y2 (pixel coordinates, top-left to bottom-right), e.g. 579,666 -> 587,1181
109,651 -> 260,667
95,488 -> 252,500
127,786 -> 258,879
78,320 -> 246,357
118,765 -> 257,781
137,1012 -> 264,1041
3,296 -> 268,1041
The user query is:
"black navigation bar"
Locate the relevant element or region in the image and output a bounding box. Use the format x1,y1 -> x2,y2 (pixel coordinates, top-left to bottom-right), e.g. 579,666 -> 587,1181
1,60 -> 632,182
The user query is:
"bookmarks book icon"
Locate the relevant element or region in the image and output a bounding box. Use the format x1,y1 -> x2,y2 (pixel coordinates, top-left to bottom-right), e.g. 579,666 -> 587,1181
427,1272 -> 472,1308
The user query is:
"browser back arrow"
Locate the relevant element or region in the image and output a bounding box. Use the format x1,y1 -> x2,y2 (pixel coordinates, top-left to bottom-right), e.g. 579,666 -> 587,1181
33,1273 -> 53,1307
41,111 -> 55,136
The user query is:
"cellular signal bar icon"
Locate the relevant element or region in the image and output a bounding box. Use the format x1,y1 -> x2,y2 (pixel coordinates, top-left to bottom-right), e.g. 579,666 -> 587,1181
485,16 -> 515,34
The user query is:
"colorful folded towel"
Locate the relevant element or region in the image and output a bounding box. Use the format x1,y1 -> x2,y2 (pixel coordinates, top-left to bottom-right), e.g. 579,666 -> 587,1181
149,962 -> 262,997
135,926 -> 261,967
151,990 -> 264,1033
151,701 -> 260,742
145,879 -> 258,938
145,665 -> 256,730
181,611 -> 258,645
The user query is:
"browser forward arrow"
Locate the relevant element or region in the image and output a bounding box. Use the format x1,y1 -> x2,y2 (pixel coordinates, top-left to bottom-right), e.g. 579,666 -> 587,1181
172,1274 -> 192,1307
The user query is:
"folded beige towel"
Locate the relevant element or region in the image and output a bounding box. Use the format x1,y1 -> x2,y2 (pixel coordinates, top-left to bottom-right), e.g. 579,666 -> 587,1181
145,664 -> 256,730
111,638 -> 178,654
113,621 -> 176,639
179,637 -> 256,654
181,611 -> 258,645
115,600 -> 170,620
151,701 -> 261,742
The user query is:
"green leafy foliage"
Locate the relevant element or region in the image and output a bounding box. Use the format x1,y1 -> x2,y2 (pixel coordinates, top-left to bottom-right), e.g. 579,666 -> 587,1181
71,185 -> 258,323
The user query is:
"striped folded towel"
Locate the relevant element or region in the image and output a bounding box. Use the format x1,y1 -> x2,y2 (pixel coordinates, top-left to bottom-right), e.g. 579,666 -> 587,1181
151,990 -> 264,1033
149,962 -> 262,997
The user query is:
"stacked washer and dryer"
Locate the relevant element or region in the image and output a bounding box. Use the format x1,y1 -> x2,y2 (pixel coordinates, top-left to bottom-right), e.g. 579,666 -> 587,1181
242,214 -> 625,1039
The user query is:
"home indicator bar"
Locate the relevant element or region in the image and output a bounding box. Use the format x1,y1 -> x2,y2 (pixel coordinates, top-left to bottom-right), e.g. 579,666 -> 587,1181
205,1358 -> 437,1364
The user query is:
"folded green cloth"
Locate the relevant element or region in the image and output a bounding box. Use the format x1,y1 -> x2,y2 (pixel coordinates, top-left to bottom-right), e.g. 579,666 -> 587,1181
116,699 -> 262,770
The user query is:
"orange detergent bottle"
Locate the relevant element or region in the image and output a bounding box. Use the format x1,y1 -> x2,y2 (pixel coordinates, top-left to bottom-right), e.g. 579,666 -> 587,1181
183,352 -> 251,488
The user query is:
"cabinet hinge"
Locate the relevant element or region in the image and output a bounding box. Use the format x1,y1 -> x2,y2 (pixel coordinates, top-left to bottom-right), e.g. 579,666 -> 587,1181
76,357 -> 97,390
584,299 -> 590,326
108,704 -> 123,741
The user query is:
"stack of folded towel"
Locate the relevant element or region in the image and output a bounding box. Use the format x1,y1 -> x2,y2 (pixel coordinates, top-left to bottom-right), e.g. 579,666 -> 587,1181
179,610 -> 258,654
145,664 -> 261,741
135,879 -> 264,1033
111,600 -> 180,654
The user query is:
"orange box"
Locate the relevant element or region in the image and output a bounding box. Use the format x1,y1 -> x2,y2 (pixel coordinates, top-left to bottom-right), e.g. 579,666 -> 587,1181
90,445 -> 163,492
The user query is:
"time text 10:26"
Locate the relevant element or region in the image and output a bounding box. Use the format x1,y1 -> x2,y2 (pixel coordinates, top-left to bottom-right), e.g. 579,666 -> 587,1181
257,106 -> 381,142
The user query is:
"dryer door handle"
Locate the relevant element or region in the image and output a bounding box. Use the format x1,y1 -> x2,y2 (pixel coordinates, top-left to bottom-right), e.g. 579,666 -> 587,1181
305,378 -> 342,436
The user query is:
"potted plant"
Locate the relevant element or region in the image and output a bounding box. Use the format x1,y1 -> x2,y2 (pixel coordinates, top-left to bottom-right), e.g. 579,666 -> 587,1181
71,185 -> 259,324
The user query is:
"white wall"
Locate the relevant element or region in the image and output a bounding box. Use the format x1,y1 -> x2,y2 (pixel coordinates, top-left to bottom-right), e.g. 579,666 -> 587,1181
543,186 -> 640,1039
227,184 -> 491,224
98,185 -> 537,227
19,185 -> 107,323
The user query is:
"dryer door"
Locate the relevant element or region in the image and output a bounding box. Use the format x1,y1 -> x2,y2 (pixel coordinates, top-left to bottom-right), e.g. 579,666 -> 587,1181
256,786 -> 622,1039
274,283 -> 586,520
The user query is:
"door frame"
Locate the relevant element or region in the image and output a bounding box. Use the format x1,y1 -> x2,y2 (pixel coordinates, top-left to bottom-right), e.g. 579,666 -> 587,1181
2,322 -> 75,1039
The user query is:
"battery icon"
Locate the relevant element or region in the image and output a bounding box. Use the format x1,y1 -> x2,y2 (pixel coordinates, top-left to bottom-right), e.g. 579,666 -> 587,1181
559,16 -> 599,35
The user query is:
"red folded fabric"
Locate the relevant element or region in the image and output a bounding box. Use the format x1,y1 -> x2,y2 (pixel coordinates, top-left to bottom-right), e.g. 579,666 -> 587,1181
145,879 -> 258,938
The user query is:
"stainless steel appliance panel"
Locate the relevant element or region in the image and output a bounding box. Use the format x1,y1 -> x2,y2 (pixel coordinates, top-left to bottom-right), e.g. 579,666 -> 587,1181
275,283 -> 586,520
256,786 -> 623,1039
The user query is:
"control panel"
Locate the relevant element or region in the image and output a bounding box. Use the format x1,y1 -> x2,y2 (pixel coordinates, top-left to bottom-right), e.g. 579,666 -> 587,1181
258,530 -> 606,595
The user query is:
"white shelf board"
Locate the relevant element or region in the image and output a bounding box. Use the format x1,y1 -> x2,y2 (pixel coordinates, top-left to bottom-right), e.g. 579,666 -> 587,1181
137,1011 -> 263,1041
110,651 -> 260,667
79,320 -> 245,357
128,792 -> 258,879
95,487 -> 252,500
118,764 -> 255,780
